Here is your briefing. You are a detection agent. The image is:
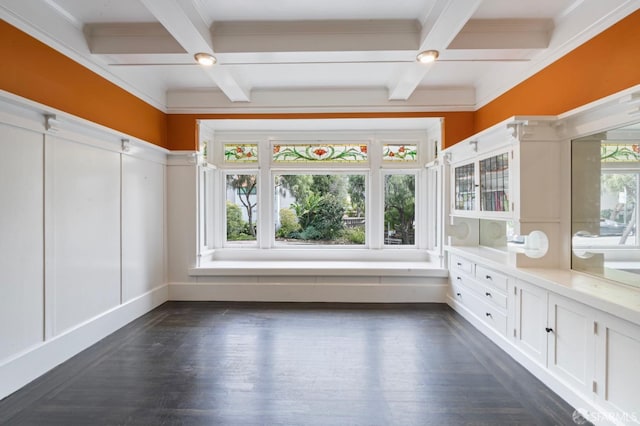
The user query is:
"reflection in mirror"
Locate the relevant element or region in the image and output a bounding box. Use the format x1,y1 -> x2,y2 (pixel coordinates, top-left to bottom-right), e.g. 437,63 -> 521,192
572,122 -> 640,287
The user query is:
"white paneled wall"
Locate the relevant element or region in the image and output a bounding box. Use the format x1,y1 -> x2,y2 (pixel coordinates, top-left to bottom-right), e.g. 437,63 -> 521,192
122,155 -> 165,302
0,97 -> 168,399
0,123 -> 44,361
47,136 -> 122,334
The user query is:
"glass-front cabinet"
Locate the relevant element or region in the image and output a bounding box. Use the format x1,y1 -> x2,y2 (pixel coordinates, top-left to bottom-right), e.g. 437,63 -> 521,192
479,152 -> 510,212
452,151 -> 511,217
446,116 -> 560,268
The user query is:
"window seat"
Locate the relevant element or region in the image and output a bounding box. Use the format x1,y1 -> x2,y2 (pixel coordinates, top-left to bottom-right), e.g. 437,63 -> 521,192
190,260 -> 448,277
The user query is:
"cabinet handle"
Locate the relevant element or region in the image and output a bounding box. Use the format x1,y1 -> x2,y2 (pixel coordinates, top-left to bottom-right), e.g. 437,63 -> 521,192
545,327 -> 553,333
456,293 -> 461,297
485,275 -> 492,280
456,276 -> 462,280
456,262 -> 462,266
485,292 -> 492,297
485,312 -> 492,318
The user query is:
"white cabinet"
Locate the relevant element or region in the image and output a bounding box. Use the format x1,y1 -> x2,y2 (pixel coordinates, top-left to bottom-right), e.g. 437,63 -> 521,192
513,281 -> 598,391
547,293 -> 597,397
513,279 -> 548,366
594,313 -> 640,424
448,252 -> 640,425
445,117 -> 563,269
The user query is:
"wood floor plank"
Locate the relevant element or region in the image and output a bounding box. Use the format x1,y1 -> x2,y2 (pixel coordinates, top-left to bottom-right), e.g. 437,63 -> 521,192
0,302 -> 585,425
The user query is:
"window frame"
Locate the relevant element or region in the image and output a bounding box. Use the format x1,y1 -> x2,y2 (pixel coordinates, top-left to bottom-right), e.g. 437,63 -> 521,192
199,130 -> 437,261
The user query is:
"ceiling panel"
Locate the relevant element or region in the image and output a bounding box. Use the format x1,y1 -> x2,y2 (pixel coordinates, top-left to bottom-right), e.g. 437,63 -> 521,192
53,0 -> 156,23
472,0 -> 579,19
196,0 -> 434,22
227,63 -> 401,89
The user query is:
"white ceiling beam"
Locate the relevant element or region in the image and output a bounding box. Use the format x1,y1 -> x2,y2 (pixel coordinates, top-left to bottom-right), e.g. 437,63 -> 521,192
166,87 -> 476,114
138,0 -> 211,53
448,19 -> 553,50
85,23 -> 186,54
139,0 -> 250,102
388,0 -> 482,101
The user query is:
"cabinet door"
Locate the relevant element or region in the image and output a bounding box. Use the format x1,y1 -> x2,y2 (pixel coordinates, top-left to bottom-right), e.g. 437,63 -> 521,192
547,293 -> 596,396
513,280 -> 548,366
479,151 -> 510,213
594,314 -> 640,424
453,162 -> 476,211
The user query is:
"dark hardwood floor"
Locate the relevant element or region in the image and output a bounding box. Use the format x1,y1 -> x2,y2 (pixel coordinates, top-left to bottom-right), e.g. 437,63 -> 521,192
0,302 -> 584,425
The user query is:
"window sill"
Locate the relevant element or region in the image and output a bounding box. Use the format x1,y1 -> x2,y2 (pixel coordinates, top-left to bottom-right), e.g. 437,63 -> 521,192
190,260 -> 447,277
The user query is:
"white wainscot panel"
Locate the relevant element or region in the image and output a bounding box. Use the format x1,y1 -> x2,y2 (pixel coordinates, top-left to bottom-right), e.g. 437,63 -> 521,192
0,124 -> 44,361
49,136 -> 121,335
167,164 -> 197,283
122,156 -> 165,302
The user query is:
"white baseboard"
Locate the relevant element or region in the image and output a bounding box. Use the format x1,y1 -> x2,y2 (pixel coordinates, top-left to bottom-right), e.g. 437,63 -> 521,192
169,281 -> 448,303
0,284 -> 168,400
446,295 -> 618,426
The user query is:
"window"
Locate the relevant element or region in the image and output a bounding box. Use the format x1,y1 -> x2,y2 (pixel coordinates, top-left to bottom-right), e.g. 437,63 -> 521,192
384,173 -> 415,245
199,129 -> 436,259
226,174 -> 258,244
274,174 -> 366,245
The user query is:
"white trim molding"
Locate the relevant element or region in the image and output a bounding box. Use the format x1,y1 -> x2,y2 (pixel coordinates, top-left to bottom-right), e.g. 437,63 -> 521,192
169,278 -> 448,303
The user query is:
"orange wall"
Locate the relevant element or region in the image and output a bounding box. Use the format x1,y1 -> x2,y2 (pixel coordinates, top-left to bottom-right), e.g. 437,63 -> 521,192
168,111 -> 475,151
475,9 -> 640,133
0,21 -> 168,148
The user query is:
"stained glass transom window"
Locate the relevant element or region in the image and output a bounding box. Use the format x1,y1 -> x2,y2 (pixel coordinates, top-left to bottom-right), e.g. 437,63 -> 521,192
224,144 -> 258,162
272,143 -> 368,163
383,144 -> 417,161
601,144 -> 640,162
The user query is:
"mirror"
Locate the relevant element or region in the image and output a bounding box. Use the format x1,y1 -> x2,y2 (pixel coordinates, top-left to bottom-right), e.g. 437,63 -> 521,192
572,122 -> 640,287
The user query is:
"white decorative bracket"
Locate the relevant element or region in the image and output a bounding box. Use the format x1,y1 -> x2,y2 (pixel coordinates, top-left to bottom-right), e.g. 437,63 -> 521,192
44,114 -> 60,132
506,123 -> 519,142
121,138 -> 131,153
187,152 -> 199,165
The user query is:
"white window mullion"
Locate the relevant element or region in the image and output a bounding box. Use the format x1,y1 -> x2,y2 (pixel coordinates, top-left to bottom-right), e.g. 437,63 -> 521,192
258,139 -> 272,248
214,168 -> 225,249
369,138 -> 383,249
416,168 -> 427,249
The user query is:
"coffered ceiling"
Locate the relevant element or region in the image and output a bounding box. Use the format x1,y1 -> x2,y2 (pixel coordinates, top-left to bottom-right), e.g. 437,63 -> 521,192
1,0 -> 638,113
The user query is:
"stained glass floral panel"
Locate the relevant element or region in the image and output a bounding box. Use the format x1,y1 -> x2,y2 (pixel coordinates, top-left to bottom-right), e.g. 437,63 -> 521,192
224,144 -> 258,162
383,144 -> 417,161
601,144 -> 640,162
272,144 -> 367,163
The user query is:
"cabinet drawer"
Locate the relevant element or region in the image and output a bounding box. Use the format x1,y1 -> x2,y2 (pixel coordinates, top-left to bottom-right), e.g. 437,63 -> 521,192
450,282 -> 467,303
478,285 -> 507,310
480,305 -> 508,337
475,265 -> 508,292
451,272 -> 475,289
450,255 -> 474,275
460,288 -> 508,337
